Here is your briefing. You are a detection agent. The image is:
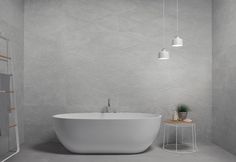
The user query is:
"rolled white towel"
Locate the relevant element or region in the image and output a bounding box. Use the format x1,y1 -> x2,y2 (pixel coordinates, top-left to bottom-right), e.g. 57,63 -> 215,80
183,118 -> 192,122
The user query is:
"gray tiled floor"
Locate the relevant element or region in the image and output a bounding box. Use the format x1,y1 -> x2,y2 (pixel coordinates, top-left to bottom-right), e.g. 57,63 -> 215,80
6,142 -> 236,162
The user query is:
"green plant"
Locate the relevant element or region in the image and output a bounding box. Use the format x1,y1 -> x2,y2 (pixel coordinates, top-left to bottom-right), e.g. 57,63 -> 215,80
177,104 -> 191,112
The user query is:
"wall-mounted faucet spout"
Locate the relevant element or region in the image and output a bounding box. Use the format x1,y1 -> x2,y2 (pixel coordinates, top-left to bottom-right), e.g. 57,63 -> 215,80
108,98 -> 111,108
104,98 -> 116,113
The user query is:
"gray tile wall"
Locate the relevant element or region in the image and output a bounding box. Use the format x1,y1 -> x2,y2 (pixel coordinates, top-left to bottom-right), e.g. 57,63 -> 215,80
24,0 -> 212,144
212,0 -> 236,155
0,0 -> 24,144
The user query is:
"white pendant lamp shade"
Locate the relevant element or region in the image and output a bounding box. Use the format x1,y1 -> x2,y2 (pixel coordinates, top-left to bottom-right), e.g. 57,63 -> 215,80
158,0 -> 169,60
172,0 -> 183,47
172,36 -> 183,47
158,48 -> 169,60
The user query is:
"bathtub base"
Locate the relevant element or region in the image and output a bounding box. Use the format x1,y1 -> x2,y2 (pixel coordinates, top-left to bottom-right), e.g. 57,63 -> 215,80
53,113 -> 161,154
64,144 -> 151,154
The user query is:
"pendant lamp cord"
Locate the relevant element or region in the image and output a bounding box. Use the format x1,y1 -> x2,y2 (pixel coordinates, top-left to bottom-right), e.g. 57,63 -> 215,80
177,0 -> 179,35
163,0 -> 166,47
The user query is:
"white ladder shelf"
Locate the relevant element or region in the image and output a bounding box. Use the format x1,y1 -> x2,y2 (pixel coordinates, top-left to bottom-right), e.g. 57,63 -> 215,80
0,34 -> 20,162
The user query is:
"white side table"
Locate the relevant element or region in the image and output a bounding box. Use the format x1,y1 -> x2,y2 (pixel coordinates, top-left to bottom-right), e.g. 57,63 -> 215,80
162,120 -> 198,153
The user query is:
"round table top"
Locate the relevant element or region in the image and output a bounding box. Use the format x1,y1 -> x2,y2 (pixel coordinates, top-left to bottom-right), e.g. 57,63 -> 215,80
163,120 -> 194,126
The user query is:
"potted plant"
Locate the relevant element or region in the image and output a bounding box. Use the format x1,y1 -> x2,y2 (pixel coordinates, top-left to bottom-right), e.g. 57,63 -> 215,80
176,104 -> 191,121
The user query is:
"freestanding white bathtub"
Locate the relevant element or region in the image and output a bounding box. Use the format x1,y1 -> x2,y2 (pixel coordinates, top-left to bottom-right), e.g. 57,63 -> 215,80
53,113 -> 161,154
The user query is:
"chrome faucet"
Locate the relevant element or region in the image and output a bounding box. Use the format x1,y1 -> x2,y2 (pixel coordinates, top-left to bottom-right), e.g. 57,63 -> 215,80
108,98 -> 111,108
105,98 -> 116,113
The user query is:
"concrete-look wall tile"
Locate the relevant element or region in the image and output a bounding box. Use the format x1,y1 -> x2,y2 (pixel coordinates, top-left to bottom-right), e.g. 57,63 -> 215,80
24,0 -> 212,144
213,0 -> 236,155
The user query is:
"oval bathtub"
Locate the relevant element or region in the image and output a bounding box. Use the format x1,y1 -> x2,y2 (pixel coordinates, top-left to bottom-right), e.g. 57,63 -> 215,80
53,113 -> 161,154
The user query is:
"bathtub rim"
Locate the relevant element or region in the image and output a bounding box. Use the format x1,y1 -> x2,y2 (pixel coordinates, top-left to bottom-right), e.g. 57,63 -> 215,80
52,112 -> 162,120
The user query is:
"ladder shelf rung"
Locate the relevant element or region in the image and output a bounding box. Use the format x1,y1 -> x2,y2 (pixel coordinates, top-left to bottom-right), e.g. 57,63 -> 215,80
0,73 -> 12,76
9,124 -> 16,128
0,53 -> 11,60
0,90 -> 14,93
9,107 -> 16,112
0,58 -> 8,62
0,35 -> 9,41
